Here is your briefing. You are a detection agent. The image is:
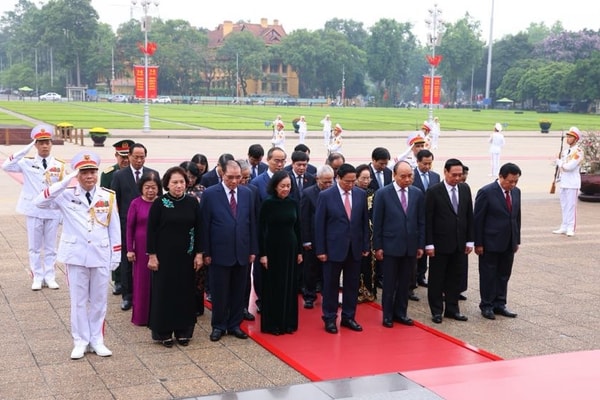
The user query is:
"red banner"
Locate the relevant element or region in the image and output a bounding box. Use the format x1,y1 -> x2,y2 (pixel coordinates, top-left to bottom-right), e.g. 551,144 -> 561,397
422,75 -> 442,104
133,65 -> 159,99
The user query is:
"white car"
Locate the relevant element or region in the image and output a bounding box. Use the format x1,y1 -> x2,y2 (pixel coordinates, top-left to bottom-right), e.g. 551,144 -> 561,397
39,92 -> 62,101
153,96 -> 172,104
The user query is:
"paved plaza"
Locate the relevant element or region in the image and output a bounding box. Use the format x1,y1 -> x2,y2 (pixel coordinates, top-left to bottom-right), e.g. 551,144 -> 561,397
0,128 -> 599,399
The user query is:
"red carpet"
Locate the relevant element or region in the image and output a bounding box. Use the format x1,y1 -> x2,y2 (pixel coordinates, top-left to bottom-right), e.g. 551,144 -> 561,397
239,297 -> 500,381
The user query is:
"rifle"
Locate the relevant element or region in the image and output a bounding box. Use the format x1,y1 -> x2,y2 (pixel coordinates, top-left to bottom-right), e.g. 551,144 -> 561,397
550,130 -> 565,194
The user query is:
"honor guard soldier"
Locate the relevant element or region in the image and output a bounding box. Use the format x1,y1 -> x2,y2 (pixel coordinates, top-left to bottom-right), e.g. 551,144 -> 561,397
34,151 -> 121,359
2,124 -> 67,290
100,139 -> 134,295
395,131 -> 426,169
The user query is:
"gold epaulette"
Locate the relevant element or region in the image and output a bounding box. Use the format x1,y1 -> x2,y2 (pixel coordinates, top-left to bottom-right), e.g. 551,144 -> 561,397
101,187 -> 115,194
24,156 -> 34,159
55,158 -> 65,164
103,165 -> 115,174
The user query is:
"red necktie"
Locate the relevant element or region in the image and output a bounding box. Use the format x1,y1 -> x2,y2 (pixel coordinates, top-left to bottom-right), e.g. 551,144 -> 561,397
229,190 -> 237,217
505,190 -> 512,213
344,191 -> 351,220
135,170 -> 140,182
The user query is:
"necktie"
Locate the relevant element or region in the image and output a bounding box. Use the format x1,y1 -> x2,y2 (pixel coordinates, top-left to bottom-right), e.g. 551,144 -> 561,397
135,170 -> 140,182
376,171 -> 384,188
400,188 -> 408,212
252,166 -> 258,179
505,190 -> 512,213
42,158 -> 47,169
344,191 -> 352,220
451,187 -> 458,213
229,189 -> 237,217
297,175 -> 303,194
422,173 -> 429,190
85,191 -> 92,205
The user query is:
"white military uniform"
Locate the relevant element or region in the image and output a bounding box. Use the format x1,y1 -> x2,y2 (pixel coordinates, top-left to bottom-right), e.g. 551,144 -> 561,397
34,154 -> 121,355
555,128 -> 583,235
489,123 -> 505,176
328,124 -> 343,154
297,117 -> 308,144
1,128 -> 66,288
321,115 -> 332,147
431,118 -> 441,149
395,131 -> 425,169
272,123 -> 286,151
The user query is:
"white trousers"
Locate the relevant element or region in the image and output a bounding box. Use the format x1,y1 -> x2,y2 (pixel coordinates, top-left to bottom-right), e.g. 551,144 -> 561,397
323,131 -> 331,147
490,153 -> 501,176
67,264 -> 109,347
299,131 -> 306,144
559,188 -> 578,232
26,216 -> 59,282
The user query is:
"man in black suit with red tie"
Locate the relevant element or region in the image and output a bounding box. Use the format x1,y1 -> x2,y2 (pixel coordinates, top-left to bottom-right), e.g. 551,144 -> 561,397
425,158 -> 473,324
288,151 -> 316,201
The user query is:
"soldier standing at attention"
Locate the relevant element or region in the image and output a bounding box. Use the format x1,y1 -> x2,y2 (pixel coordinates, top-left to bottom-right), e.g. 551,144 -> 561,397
2,124 -> 66,290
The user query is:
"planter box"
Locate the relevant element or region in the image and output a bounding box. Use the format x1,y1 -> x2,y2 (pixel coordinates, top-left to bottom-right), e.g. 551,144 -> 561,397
1,126 -> 64,145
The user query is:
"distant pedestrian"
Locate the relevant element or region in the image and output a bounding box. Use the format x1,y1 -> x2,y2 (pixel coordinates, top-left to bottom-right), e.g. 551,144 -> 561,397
489,123 -> 505,176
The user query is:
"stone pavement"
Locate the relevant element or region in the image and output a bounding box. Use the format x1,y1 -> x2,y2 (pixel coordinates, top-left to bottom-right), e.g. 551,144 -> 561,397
0,129 -> 599,399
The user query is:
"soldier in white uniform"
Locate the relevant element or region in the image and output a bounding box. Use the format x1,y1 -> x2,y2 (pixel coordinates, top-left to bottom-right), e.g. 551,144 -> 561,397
395,131 -> 426,169
2,124 -> 66,290
34,151 -> 121,359
327,123 -> 343,155
271,121 -> 286,151
553,127 -> 584,237
297,115 -> 308,144
489,123 -> 506,176
320,114 -> 332,148
431,117 -> 441,150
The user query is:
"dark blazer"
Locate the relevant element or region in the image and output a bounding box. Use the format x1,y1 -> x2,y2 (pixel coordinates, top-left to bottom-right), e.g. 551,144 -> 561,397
372,184 -> 425,256
289,171 -> 316,201
425,182 -> 474,254
474,181 -> 521,252
412,168 -> 441,193
314,184 -> 370,262
368,165 -> 393,191
111,166 -> 160,222
284,163 -> 317,176
250,161 -> 268,180
200,168 -> 220,188
300,184 -> 321,244
200,184 -> 257,266
250,171 -> 271,201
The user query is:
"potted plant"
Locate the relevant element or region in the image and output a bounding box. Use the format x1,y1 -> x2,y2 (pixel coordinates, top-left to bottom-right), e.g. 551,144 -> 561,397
539,119 -> 552,133
88,127 -> 110,147
579,130 -> 600,202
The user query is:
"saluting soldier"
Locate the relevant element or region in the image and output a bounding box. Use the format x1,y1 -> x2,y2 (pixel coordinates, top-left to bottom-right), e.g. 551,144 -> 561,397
395,131 -> 426,169
2,124 -> 67,290
34,151 -> 121,360
100,139 -> 134,295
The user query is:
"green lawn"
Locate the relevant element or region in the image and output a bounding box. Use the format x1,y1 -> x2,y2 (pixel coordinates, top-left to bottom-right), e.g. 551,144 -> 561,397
1,101 -> 599,132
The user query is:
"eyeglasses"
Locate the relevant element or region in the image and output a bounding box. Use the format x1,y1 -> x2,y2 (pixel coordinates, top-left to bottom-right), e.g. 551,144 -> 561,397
272,158 -> 286,164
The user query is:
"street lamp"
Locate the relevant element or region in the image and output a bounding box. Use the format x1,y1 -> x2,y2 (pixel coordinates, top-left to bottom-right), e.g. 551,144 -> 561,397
132,0 -> 159,133
425,4 -> 443,123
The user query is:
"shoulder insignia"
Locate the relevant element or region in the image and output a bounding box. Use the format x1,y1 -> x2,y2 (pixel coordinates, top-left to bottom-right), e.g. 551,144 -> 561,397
24,156 -> 34,159
103,165 -> 116,174
101,187 -> 115,194
55,158 -> 65,163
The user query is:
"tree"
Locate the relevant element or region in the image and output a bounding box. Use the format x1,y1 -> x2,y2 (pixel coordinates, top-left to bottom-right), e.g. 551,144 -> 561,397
277,29 -> 322,97
323,18 -> 368,49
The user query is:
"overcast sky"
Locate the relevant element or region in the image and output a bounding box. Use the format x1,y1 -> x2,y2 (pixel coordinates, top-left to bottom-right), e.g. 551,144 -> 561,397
2,0 -> 598,43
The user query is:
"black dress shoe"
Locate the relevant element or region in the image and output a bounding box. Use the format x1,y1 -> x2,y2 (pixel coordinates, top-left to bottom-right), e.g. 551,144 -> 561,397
408,292 -> 420,301
209,328 -> 224,342
394,316 -> 415,326
432,314 -> 443,324
417,278 -> 428,287
176,338 -> 190,346
481,309 -> 496,320
340,318 -> 363,331
494,307 -> 518,318
444,312 -> 468,321
161,339 -> 174,348
243,308 -> 255,321
228,328 -> 249,339
112,283 -> 122,295
303,300 -> 314,309
324,321 -> 338,334
458,294 -> 467,301
120,299 -> 132,311
382,318 -> 393,328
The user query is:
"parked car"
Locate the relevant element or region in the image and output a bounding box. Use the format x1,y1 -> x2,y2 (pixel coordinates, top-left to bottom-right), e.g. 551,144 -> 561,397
109,94 -> 128,103
152,96 -> 172,104
39,92 -> 62,101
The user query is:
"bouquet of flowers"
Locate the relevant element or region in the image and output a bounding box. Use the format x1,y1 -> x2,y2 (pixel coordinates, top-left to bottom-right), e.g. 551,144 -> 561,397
580,130 -> 600,174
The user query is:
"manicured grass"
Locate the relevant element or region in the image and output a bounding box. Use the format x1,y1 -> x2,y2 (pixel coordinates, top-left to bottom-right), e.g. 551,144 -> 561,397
1,101 -> 599,132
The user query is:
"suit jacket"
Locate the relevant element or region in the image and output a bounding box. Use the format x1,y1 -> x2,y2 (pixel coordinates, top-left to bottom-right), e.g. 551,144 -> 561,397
425,181 -> 474,254
200,168 -> 220,188
250,171 -> 271,201
284,163 -> 317,175
372,184 -> 425,257
368,165 -> 392,191
111,166 -> 160,222
300,184 -> 321,245
200,184 -> 257,266
288,171 -> 316,201
249,161 -> 268,180
314,184 -> 370,262
412,168 -> 441,193
474,181 -> 521,252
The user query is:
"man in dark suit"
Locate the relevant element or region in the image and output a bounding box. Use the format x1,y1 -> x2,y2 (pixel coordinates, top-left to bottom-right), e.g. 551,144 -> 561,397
288,150 -> 316,201
111,143 -> 160,311
250,147 -> 286,201
411,149 -> 441,288
200,153 -> 234,188
474,163 -> 522,320
315,163 -> 370,334
373,161 -> 425,327
285,144 -> 317,175
300,165 -> 335,309
368,147 -> 392,192
247,144 -> 268,180
425,158 -> 473,324
201,160 -> 258,342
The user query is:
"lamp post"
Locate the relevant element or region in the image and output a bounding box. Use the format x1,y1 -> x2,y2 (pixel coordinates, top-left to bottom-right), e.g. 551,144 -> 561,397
132,0 -> 159,133
425,4 -> 443,123
485,0 -> 495,104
